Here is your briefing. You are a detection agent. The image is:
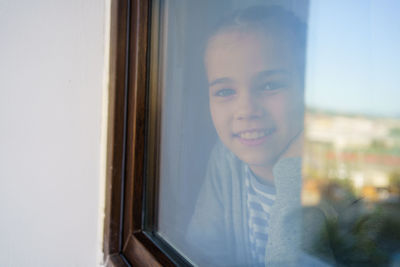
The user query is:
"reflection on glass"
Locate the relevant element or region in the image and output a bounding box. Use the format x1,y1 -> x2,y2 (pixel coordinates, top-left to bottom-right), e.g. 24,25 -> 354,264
302,1 -> 400,265
154,0 -> 400,266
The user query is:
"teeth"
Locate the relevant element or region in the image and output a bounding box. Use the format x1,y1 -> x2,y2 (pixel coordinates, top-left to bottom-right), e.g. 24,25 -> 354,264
239,130 -> 267,140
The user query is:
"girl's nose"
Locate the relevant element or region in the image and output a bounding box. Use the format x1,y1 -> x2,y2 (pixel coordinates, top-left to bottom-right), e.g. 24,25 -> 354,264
234,92 -> 264,120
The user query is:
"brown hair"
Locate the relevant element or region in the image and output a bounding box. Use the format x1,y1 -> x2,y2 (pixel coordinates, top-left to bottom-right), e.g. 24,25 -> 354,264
207,5 -> 308,86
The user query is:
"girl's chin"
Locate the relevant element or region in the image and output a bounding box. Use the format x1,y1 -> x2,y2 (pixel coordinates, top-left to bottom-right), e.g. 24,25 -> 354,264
238,154 -> 277,168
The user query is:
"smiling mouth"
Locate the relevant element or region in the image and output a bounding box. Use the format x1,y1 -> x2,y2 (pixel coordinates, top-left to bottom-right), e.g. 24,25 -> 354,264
233,128 -> 275,146
234,128 -> 275,139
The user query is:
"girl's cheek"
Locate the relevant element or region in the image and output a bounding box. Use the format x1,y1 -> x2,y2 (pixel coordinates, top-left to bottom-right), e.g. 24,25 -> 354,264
264,95 -> 285,111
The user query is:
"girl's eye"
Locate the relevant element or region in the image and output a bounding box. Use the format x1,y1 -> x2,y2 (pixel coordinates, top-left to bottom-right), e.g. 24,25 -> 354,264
214,88 -> 236,97
260,81 -> 287,92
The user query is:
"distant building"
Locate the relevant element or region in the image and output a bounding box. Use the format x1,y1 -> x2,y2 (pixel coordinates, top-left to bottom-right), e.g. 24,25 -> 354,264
303,110 -> 400,202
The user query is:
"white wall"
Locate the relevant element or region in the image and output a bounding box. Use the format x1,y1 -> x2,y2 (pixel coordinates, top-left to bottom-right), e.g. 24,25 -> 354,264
0,0 -> 108,266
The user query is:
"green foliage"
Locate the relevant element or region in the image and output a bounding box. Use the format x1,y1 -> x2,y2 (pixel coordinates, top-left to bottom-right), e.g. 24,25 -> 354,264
370,139 -> 388,150
311,200 -> 400,266
389,172 -> 400,188
390,128 -> 400,138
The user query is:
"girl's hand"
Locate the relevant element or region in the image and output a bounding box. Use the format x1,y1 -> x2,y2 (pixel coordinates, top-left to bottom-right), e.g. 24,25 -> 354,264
280,130 -> 304,160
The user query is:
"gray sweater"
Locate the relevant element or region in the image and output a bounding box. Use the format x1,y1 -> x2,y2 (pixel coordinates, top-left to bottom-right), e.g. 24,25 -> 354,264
186,141 -> 331,266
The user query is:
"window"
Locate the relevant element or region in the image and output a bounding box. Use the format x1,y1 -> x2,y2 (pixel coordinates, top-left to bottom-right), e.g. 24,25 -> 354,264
103,0 -> 400,266
103,0 -> 191,265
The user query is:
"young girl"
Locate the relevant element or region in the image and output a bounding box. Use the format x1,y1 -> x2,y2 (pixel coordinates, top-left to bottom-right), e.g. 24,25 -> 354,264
186,6 -> 329,266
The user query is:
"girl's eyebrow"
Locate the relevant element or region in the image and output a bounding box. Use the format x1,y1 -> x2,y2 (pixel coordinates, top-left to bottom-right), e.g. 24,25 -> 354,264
209,70 -> 290,86
209,77 -> 233,87
253,69 -> 290,83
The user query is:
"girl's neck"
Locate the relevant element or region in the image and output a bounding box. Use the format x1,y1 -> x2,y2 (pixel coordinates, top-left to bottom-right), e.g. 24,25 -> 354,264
249,164 -> 274,184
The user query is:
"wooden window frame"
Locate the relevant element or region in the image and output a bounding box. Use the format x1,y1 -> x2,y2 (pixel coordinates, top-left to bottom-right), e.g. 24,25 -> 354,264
103,0 -> 190,266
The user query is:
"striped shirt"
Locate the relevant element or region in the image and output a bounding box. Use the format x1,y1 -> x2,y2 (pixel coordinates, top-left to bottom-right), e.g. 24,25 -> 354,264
245,165 -> 276,266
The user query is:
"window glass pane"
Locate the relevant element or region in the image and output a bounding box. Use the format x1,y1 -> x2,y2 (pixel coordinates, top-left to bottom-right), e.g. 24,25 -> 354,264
151,0 -> 400,266
302,1 -> 400,266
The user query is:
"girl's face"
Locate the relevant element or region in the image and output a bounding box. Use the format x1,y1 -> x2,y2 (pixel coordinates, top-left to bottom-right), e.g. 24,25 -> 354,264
206,29 -> 304,171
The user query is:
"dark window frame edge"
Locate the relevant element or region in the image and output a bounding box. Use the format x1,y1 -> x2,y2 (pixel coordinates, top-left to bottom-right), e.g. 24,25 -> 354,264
102,0 -> 192,266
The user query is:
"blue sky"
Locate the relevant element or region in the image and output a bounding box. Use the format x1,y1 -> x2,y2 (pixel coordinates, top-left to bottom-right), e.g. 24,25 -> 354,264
305,0 -> 400,117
